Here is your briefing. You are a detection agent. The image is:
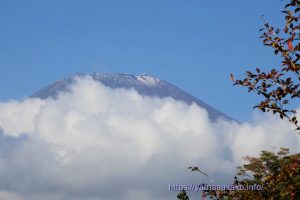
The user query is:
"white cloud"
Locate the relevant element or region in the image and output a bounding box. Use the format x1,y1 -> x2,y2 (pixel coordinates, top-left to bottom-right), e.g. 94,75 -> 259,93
0,98 -> 44,136
0,76 -> 299,199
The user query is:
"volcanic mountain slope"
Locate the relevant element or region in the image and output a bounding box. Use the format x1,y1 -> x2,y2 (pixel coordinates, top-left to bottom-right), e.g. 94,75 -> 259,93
31,73 -> 234,121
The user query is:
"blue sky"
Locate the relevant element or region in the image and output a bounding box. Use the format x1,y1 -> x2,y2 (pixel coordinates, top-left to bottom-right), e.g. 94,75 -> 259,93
0,0 -> 284,121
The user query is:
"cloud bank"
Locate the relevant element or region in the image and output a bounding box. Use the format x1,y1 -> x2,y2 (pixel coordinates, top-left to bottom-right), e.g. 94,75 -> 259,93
0,76 -> 299,200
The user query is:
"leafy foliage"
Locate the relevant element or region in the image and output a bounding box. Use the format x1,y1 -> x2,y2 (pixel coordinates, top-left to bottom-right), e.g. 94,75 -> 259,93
177,190 -> 190,200
231,0 -> 300,131
202,148 -> 300,200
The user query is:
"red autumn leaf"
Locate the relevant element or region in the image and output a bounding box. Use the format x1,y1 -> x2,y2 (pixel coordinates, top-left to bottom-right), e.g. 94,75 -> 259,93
288,40 -> 293,50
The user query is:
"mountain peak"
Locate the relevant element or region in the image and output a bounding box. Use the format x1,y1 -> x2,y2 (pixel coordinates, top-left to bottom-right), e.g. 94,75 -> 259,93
31,72 -> 235,121
136,74 -> 160,86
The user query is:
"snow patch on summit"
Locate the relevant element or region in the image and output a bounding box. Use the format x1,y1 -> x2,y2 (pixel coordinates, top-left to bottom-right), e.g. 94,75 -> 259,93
136,74 -> 160,86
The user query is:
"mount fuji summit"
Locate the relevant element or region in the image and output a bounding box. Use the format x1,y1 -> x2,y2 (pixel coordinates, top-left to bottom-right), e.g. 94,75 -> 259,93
31,73 -> 234,121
